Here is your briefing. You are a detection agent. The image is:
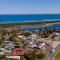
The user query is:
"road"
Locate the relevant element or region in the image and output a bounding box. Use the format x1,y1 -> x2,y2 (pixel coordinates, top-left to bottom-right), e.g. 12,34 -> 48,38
46,42 -> 60,60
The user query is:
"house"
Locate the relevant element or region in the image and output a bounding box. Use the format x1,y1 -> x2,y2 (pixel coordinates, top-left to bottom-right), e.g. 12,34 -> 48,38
11,48 -> 25,56
3,33 -> 10,40
29,34 -> 37,40
0,48 -> 5,56
51,32 -> 60,41
5,41 -> 14,49
6,56 -> 20,60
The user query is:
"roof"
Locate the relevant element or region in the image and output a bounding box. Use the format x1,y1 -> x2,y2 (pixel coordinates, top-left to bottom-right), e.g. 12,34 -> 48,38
11,48 -> 25,56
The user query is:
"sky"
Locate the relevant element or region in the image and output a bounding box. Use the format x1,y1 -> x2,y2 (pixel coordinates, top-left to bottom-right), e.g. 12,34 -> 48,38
0,0 -> 60,14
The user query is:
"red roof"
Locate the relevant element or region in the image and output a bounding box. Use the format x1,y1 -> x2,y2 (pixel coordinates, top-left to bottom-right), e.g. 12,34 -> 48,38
11,48 -> 25,56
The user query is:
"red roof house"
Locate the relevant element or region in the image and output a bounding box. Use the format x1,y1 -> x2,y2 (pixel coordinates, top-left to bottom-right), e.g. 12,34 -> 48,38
11,48 -> 25,56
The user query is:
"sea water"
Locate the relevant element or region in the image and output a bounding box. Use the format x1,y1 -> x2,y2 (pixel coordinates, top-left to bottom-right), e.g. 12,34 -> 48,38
0,14 -> 60,23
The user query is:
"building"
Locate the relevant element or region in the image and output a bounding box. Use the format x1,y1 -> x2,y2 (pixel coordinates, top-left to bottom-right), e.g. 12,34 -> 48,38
11,48 -> 25,56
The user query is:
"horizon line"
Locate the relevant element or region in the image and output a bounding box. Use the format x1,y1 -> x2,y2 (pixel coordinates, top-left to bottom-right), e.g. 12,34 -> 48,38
0,13 -> 60,15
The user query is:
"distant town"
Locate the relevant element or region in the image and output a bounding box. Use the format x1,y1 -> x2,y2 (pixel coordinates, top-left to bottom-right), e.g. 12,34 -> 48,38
0,21 -> 60,60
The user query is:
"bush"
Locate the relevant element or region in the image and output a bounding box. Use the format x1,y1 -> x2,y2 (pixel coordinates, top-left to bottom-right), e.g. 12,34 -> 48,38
37,53 -> 45,59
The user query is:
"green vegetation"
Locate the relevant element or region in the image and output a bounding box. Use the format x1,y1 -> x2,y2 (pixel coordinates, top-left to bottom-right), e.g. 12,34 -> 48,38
20,56 -> 25,60
56,50 -> 60,57
37,53 -> 45,60
0,21 -> 59,28
0,39 -> 5,46
52,50 -> 60,60
21,32 -> 31,37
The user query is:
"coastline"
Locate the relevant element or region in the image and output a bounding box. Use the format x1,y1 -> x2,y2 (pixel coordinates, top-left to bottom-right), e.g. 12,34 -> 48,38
0,20 -> 60,29
0,20 -> 60,24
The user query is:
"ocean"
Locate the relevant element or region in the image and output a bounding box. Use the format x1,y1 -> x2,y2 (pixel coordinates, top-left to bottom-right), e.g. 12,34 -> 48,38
0,14 -> 60,23
0,14 -> 60,30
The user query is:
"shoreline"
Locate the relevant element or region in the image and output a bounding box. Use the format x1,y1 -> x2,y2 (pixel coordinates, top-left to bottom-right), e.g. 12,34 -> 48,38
0,20 -> 59,29
0,20 -> 60,24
